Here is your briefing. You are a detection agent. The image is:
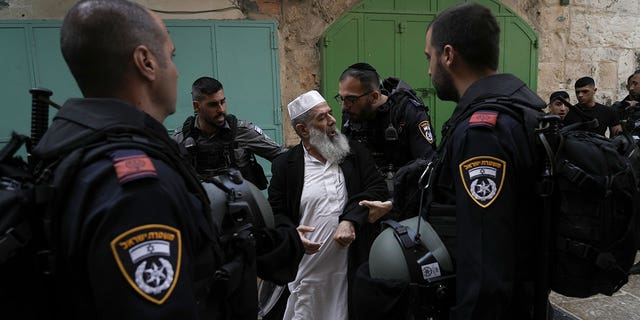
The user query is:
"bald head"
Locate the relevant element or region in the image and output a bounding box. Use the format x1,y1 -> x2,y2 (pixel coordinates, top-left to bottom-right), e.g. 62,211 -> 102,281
60,0 -> 166,97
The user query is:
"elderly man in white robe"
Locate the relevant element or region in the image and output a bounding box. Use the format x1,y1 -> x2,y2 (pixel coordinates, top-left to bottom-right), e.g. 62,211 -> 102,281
267,90 -> 388,320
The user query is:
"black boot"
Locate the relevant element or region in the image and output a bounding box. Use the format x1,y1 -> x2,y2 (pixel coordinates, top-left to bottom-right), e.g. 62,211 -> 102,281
629,262 -> 640,275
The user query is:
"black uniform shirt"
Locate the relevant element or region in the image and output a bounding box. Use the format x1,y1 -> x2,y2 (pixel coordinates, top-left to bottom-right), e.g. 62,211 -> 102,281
432,74 -> 546,320
341,94 -> 435,171
563,102 -> 620,136
34,99 -> 225,319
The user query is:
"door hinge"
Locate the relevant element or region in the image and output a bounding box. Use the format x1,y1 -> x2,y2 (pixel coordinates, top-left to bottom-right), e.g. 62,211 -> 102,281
271,31 -> 278,49
323,36 -> 332,47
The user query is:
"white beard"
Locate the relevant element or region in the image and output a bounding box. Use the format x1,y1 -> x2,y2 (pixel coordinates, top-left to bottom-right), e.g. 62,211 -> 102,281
308,126 -> 351,164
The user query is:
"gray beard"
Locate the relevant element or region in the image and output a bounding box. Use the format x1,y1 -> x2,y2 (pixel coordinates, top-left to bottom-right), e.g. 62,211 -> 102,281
308,126 -> 351,164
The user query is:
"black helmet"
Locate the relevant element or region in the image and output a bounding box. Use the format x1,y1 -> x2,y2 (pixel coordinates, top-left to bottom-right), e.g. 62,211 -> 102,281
369,216 -> 453,283
201,168 -> 274,231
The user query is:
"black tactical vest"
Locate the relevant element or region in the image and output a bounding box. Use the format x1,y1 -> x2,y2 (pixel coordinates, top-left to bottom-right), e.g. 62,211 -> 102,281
181,114 -> 238,178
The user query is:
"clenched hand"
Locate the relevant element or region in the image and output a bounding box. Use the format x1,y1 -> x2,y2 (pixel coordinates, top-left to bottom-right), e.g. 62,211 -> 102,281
333,220 -> 355,248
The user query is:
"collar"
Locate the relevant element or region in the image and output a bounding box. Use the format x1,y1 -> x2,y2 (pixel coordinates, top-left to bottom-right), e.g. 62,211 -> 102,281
457,74 -> 527,109
449,74 -> 544,123
33,98 -> 172,158
56,98 -> 168,136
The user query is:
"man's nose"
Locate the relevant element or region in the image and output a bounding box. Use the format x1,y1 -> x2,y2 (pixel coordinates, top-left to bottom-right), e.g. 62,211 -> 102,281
328,114 -> 336,126
341,101 -> 349,112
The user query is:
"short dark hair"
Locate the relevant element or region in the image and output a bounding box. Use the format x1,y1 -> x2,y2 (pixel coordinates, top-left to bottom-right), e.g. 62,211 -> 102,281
60,0 -> 166,97
428,2 -> 500,71
339,62 -> 381,92
191,77 -> 224,101
575,76 -> 595,88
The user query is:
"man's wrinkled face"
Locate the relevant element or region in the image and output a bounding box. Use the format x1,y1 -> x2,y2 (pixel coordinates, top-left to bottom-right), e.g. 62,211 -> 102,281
195,90 -> 227,128
308,103 -> 337,137
306,103 -> 351,164
425,28 -> 458,102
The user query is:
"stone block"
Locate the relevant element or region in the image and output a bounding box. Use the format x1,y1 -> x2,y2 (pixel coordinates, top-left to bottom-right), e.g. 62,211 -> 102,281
598,61 -> 619,91
539,31 -> 569,62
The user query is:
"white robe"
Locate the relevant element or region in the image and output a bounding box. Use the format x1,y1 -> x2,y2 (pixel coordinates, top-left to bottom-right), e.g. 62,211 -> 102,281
283,152 -> 349,320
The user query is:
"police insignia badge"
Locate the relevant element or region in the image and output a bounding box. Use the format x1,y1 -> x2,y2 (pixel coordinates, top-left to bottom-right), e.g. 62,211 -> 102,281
111,224 -> 181,304
459,156 -> 506,208
418,120 -> 434,144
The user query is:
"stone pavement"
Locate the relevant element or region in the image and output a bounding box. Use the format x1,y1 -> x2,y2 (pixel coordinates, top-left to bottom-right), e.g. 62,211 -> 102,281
549,254 -> 640,320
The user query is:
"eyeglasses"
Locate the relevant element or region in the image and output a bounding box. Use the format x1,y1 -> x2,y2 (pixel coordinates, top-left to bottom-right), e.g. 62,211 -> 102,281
334,91 -> 372,105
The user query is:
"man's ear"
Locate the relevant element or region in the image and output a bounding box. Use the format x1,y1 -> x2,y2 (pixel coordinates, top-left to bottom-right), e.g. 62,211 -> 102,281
442,44 -> 455,67
132,45 -> 156,82
370,90 -> 381,104
192,100 -> 200,114
295,123 -> 309,139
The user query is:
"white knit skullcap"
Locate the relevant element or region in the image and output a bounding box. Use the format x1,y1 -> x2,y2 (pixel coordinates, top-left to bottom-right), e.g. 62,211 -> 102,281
287,90 -> 326,120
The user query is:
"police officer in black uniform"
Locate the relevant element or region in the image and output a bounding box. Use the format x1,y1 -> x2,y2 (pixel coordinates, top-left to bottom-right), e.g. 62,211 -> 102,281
173,77 -> 286,189
32,1 -> 303,318
424,3 -> 548,319
613,71 -> 640,137
338,63 -> 436,221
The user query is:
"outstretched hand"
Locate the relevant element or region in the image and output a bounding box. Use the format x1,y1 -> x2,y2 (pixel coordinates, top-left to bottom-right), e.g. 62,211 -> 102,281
359,200 -> 393,223
296,225 -> 322,254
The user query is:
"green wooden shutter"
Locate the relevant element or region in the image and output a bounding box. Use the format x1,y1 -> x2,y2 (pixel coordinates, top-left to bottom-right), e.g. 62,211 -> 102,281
0,20 -> 282,180
321,0 -> 539,142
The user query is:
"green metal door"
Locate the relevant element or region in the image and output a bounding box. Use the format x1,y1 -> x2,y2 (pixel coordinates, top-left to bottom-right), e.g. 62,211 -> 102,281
0,20 -> 282,176
321,0 -> 538,142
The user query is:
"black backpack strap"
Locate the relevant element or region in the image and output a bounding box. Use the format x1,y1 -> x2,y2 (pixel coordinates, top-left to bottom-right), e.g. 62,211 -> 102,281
224,114 -> 239,168
381,219 -> 424,282
0,133 -> 30,163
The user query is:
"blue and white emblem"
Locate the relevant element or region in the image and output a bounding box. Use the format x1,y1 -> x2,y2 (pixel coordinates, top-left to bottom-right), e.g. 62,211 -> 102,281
111,224 -> 182,305
459,156 -> 506,208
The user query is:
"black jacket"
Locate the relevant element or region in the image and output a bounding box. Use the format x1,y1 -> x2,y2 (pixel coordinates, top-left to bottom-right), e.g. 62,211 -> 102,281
268,140 -> 388,319
32,98 -> 303,320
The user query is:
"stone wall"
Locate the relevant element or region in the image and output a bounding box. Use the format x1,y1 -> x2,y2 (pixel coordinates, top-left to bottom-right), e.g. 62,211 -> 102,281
2,0 -> 639,144
503,0 -> 640,106
0,0 -> 246,19
275,0 -> 640,143
276,0 -> 361,144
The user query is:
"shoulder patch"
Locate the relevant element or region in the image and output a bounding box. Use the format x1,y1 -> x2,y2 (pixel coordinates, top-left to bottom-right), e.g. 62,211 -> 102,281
469,111 -> 499,128
418,120 -> 435,144
109,149 -> 157,184
111,224 -> 182,305
253,124 -> 263,135
459,156 -> 506,208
